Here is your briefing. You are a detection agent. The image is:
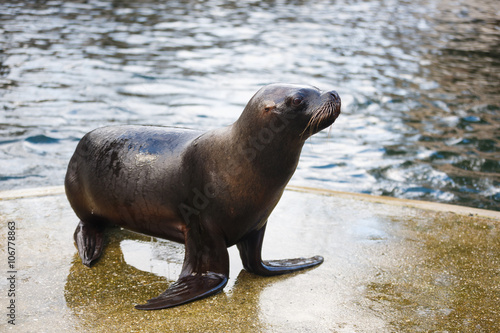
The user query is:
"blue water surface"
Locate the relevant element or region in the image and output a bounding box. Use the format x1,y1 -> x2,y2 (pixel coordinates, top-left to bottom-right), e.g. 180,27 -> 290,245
1,0 -> 499,210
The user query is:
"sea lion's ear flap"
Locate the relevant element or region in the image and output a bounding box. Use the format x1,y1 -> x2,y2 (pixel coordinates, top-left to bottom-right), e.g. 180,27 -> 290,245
263,101 -> 276,112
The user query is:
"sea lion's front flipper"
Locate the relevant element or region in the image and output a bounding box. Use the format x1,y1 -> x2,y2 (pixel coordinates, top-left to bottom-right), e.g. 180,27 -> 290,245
134,272 -> 228,310
74,220 -> 105,267
135,224 -> 229,310
237,224 -> 324,276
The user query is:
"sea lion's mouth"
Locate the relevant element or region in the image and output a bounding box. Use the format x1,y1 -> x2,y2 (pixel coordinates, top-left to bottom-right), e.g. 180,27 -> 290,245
302,91 -> 341,137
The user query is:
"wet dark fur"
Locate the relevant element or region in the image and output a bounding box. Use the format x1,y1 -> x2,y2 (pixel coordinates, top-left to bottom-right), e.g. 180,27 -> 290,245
65,83 -> 341,310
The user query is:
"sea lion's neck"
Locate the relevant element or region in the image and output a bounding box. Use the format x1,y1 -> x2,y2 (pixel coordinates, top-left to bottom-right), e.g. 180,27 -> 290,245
226,121 -> 304,184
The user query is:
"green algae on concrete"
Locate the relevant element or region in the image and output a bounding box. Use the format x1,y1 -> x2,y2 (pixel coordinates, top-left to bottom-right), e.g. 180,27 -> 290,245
1,187 -> 499,332
365,213 -> 500,332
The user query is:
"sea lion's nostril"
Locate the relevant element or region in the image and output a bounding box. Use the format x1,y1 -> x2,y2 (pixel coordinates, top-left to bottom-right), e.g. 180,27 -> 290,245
329,91 -> 340,101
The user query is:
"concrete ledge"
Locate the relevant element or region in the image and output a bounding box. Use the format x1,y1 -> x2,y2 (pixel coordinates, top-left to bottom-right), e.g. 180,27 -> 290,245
1,184 -> 499,332
287,185 -> 500,220
2,185 -> 498,220
0,186 -> 65,201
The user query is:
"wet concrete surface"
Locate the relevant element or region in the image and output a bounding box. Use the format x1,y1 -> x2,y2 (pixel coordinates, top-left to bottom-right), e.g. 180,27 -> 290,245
0,186 -> 499,332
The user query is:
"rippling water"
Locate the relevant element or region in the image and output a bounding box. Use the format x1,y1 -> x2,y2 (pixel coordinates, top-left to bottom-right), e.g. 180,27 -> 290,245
1,0 -> 499,210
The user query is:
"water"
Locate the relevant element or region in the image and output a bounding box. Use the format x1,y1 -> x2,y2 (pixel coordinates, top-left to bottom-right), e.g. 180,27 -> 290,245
1,0 -> 499,211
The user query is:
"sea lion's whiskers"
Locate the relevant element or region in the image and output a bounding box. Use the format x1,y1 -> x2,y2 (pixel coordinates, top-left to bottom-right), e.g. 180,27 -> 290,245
301,100 -> 338,138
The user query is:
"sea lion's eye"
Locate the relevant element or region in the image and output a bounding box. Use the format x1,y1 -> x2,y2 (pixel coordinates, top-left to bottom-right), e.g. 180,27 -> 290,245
292,96 -> 303,106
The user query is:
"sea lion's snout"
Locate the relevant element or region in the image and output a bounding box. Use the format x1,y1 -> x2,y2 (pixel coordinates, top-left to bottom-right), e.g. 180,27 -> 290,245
302,89 -> 341,137
325,90 -> 341,120
328,90 -> 340,104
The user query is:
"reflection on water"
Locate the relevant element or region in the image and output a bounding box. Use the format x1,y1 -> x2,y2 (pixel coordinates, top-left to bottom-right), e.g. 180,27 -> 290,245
0,0 -> 499,210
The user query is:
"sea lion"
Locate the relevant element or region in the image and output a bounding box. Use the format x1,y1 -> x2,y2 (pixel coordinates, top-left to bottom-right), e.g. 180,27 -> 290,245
65,83 -> 341,310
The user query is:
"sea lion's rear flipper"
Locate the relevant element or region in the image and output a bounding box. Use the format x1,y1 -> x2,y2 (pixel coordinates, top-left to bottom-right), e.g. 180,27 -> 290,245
134,272 -> 228,310
135,224 -> 229,310
73,220 -> 105,267
237,224 -> 324,276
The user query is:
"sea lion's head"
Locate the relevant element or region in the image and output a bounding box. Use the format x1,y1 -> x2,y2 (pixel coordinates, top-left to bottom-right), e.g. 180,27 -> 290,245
237,83 -> 341,141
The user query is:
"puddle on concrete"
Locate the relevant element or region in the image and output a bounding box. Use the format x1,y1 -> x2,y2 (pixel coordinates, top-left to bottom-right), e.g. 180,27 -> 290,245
0,189 -> 499,332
